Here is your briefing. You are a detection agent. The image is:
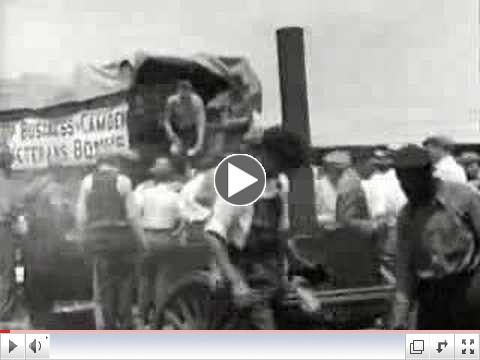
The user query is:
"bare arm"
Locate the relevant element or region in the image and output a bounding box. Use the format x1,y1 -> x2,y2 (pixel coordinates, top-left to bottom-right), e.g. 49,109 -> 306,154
163,98 -> 180,143
193,96 -> 206,151
75,176 -> 90,234
121,177 -> 147,249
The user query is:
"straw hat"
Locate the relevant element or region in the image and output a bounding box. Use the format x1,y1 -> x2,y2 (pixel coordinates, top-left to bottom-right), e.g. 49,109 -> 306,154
148,157 -> 174,175
422,135 -> 455,151
458,151 -> 480,165
323,150 -> 352,169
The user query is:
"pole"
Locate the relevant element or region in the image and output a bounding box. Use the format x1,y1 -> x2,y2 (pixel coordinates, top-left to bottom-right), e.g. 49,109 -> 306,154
276,27 -> 316,235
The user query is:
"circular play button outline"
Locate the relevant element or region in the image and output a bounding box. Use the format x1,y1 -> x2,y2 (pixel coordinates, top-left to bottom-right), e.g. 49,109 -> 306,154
214,153 -> 266,206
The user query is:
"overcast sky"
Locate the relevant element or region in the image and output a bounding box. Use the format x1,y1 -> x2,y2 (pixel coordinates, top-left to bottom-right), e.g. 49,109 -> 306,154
2,0 -> 479,145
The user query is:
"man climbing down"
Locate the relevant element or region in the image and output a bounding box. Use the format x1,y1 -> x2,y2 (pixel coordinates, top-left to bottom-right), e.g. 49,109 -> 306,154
204,126 -> 309,329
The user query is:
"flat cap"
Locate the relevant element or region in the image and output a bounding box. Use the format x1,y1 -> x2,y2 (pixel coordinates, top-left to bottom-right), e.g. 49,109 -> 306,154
323,150 -> 352,168
458,151 -> 480,165
422,135 -> 455,150
393,144 -> 432,169
372,148 -> 393,166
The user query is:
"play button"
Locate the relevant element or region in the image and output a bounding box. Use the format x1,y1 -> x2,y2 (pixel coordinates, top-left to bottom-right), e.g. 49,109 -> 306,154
9,340 -> 17,353
214,154 -> 266,206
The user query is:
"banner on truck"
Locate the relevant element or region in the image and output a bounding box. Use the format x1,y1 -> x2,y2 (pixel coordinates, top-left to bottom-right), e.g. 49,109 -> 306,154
6,102 -> 129,170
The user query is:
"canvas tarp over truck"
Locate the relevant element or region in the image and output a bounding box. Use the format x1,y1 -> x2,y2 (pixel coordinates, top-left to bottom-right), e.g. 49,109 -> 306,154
0,53 -> 261,307
0,52 -> 262,170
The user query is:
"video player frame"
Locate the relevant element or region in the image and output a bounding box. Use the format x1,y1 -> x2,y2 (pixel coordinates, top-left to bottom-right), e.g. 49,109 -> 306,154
2,0 -> 480,332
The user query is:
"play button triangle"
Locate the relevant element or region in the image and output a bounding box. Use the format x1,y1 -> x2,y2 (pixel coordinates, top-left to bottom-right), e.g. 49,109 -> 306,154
227,163 -> 258,198
9,340 -> 17,353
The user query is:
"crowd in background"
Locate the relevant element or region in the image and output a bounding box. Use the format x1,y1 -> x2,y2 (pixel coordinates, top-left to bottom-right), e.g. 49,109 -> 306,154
314,135 -> 480,329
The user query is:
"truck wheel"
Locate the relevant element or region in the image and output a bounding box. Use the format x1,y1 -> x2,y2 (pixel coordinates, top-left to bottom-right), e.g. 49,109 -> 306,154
156,271 -> 240,330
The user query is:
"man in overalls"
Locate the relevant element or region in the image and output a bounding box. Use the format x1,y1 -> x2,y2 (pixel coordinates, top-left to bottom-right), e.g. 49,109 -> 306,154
76,149 -> 145,329
205,127 -> 309,329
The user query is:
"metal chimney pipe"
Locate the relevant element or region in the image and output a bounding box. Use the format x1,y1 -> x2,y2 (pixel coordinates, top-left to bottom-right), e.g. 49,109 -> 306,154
276,27 -> 316,235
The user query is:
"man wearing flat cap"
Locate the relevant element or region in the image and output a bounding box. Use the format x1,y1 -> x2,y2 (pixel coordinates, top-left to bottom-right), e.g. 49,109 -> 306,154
391,145 -> 480,329
458,151 -> 480,191
423,135 -> 467,184
76,147 -> 146,329
315,151 -> 352,226
335,149 -> 380,234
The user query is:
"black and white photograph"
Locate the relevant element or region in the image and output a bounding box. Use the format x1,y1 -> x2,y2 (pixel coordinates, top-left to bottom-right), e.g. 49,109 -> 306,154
0,0 -> 479,331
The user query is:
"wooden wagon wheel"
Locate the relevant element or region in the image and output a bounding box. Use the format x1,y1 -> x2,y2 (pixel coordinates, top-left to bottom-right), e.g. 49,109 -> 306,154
156,271 -> 242,330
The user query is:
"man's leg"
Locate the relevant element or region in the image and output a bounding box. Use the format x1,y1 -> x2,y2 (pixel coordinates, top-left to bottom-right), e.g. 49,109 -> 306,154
416,276 -> 468,330
138,255 -> 155,324
94,256 -> 117,329
116,258 -> 136,329
249,301 -> 276,330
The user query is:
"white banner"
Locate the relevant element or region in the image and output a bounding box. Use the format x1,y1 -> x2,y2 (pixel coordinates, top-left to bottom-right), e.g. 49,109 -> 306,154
8,102 -> 130,170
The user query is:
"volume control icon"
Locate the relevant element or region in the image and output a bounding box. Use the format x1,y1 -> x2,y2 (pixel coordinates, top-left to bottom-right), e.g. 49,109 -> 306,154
29,338 -> 41,354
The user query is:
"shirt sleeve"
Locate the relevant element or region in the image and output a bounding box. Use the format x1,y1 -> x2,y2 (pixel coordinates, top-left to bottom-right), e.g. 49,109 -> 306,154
116,175 -> 138,221
133,185 -> 145,216
205,198 -> 252,248
75,175 -> 92,230
179,176 -> 211,222
117,175 -> 133,195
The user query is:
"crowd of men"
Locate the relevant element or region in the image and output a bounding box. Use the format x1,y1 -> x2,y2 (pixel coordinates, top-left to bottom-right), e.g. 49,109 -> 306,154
72,124 -> 308,330
2,74 -> 480,330
314,135 -> 480,329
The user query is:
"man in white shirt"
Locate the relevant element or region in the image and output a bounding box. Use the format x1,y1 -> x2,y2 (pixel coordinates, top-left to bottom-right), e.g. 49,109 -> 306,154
314,151 -> 352,226
178,156 -> 220,225
422,136 -> 467,184
363,149 -> 407,277
134,157 -> 184,328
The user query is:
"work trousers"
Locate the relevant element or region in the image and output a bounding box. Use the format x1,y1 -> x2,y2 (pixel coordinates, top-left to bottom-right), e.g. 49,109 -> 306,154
138,230 -> 178,324
93,254 -> 136,330
416,272 -> 475,330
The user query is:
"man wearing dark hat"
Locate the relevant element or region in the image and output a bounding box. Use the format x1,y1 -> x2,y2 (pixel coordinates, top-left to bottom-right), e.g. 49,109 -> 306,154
164,80 -> 206,160
458,151 -> 480,191
134,157 -> 184,328
76,149 -> 146,329
391,145 -> 480,329
423,135 -> 467,184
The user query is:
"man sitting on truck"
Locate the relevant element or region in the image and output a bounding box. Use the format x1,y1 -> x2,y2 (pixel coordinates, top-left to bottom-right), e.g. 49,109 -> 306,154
163,80 -> 206,172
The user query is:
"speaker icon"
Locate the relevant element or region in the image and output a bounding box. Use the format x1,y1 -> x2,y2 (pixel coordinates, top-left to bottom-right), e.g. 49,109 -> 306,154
29,339 -> 41,354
